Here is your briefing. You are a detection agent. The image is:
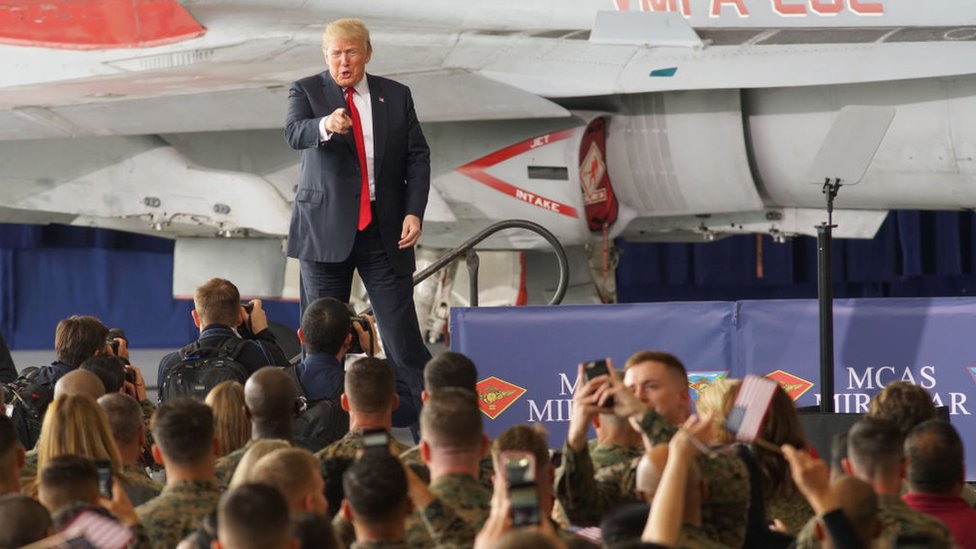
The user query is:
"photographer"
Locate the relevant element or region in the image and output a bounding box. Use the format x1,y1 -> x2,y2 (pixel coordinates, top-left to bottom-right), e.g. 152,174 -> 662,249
296,298 -> 417,432
156,278 -> 290,399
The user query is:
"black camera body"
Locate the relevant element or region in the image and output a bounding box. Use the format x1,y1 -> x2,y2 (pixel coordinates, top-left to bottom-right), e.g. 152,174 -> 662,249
348,316 -> 373,355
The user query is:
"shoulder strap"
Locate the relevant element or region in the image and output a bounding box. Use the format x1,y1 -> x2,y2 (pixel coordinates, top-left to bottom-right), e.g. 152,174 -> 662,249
177,340 -> 204,361
216,337 -> 251,360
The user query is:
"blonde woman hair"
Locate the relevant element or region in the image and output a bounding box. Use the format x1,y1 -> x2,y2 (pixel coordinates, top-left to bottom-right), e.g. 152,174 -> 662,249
695,378 -> 740,445
228,439 -> 291,489
206,381 -> 250,458
321,18 -> 371,52
35,394 -> 123,485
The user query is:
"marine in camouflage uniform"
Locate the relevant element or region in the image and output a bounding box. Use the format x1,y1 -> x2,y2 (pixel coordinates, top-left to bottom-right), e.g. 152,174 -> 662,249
135,479 -> 222,549
766,490 -> 815,535
556,409 -> 750,548
400,444 -> 494,490
404,473 -> 491,548
119,465 -> 162,507
315,428 -> 411,461
677,523 -> 731,549
214,438 -> 255,487
589,439 -> 643,469
794,493 -> 956,548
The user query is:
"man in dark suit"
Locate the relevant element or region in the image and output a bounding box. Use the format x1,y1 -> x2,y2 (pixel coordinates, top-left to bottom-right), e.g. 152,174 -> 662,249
284,18 -> 430,427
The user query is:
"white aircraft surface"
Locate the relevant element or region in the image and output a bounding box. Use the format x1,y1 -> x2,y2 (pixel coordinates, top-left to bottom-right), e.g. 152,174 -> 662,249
2,0 -> 976,309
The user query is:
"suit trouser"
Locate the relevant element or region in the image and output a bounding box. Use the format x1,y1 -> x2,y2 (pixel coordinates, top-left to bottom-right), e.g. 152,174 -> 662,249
298,220 -> 430,428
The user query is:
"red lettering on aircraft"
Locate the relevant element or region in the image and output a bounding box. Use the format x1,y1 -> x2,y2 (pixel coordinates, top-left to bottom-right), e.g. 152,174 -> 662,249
772,0 -> 807,16
456,130 -> 578,219
849,0 -> 883,15
710,0 -> 750,17
810,0 -> 844,15
641,0 -> 692,17
618,0 -> 884,17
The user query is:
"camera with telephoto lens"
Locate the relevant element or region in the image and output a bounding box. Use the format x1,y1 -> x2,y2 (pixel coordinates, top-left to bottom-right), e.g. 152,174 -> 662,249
347,315 -> 373,355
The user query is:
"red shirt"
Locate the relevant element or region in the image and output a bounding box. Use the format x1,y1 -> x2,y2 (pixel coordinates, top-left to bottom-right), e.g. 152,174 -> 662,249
903,491 -> 976,548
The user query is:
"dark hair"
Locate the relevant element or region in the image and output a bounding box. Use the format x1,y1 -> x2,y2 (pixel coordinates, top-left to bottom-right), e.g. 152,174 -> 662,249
867,381 -> 936,435
492,424 -> 550,478
344,357 -> 395,414
342,452 -> 407,524
848,418 -> 904,477
753,385 -> 808,500
80,355 -> 127,394
301,298 -> 352,356
421,388 -> 482,449
218,484 -> 293,549
97,393 -> 143,446
0,494 -> 52,547
320,457 -> 353,519
906,419 -> 963,494
194,278 -> 242,327
624,350 -> 688,385
830,431 -> 849,475
424,352 -> 478,392
151,397 -> 215,465
292,512 -> 341,549
0,414 -> 19,460
54,316 -> 109,367
39,454 -> 99,511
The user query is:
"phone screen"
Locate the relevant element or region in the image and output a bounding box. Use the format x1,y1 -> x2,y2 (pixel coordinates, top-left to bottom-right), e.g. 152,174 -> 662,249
95,460 -> 113,498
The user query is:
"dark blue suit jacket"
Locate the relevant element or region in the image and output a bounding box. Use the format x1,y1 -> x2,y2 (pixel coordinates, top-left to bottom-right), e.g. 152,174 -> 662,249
284,72 -> 430,276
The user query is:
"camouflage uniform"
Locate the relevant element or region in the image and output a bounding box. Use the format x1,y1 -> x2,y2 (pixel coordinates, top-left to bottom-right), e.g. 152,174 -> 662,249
404,473 -> 490,548
400,445 -> 495,490
766,490 -> 815,535
20,448 -> 37,482
135,479 -> 222,549
589,440 -> 642,469
556,410 -> 749,548
794,493 -> 956,548
120,464 -> 163,507
677,523 -> 730,549
350,541 -> 411,549
338,496 -> 475,549
214,438 -> 255,487
315,428 -> 411,461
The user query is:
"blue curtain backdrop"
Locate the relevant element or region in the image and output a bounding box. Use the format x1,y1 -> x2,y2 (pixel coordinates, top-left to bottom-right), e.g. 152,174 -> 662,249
2,210 -> 976,349
617,210 -> 976,303
0,224 -> 299,350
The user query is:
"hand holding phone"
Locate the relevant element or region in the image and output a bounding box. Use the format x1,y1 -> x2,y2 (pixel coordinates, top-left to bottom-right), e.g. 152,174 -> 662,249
95,460 -> 113,499
501,451 -> 540,527
583,358 -> 615,408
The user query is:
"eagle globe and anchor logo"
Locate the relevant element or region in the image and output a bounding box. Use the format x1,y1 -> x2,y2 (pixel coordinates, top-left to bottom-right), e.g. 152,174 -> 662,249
476,376 -> 527,420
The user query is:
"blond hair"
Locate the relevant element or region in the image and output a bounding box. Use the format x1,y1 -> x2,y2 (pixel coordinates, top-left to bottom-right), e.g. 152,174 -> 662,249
228,439 -> 291,489
321,18 -> 371,52
206,381 -> 250,458
695,378 -> 739,444
37,394 -> 123,477
251,448 -> 321,507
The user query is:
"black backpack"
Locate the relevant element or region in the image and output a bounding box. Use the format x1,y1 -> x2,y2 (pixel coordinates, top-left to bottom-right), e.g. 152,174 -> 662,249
285,366 -> 349,453
160,338 -> 251,401
2,367 -> 54,449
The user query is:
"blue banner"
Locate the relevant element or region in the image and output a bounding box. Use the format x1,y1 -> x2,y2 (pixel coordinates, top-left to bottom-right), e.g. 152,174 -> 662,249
452,298 -> 976,479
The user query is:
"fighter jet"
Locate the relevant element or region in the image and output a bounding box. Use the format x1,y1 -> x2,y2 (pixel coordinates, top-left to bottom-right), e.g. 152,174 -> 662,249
1,0 -> 975,308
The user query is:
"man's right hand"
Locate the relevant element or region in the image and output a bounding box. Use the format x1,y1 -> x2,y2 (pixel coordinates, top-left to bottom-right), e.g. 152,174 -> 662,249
352,314 -> 375,357
325,108 -> 353,134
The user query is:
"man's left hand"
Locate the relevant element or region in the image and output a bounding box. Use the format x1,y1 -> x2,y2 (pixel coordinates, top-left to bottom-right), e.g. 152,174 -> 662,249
399,215 -> 422,249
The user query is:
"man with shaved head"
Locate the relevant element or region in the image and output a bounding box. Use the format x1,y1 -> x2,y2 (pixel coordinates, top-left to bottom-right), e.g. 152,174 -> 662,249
251,448 -> 328,516
0,494 -> 52,548
54,368 -> 106,400
98,393 -> 162,502
315,357 -> 409,462
215,367 -> 302,486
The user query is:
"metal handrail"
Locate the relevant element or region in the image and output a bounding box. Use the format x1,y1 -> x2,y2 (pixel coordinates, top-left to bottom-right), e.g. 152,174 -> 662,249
410,219 -> 570,307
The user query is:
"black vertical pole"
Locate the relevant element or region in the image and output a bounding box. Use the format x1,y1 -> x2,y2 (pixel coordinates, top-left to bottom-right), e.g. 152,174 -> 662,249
817,222 -> 834,413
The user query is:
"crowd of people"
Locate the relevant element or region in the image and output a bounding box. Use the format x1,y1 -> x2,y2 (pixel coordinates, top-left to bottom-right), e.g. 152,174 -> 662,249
0,276 -> 974,549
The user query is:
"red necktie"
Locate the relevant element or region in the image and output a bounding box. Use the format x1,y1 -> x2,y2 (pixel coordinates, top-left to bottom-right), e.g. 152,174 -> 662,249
345,87 -> 372,230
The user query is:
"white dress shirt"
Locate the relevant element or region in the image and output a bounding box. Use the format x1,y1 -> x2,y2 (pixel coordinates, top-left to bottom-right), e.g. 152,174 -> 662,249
318,77 -> 376,201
